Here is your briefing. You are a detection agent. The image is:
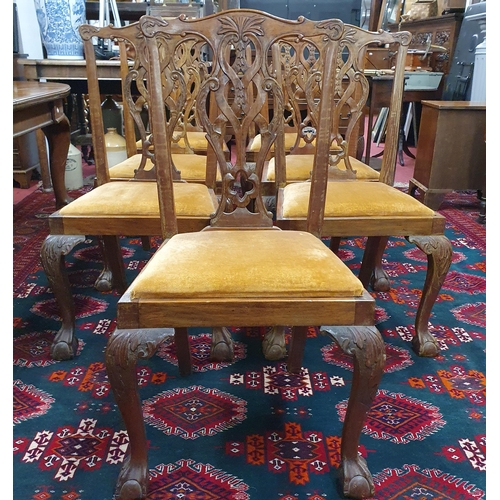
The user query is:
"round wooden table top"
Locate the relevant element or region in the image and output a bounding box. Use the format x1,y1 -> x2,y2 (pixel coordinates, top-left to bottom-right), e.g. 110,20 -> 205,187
13,81 -> 71,111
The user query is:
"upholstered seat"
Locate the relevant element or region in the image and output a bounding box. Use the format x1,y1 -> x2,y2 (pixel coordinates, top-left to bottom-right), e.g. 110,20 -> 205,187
135,131 -> 230,155
280,181 -> 434,218
58,181 -> 216,220
248,132 -> 309,154
128,229 -> 363,300
265,154 -> 380,182
108,154 -> 154,179
108,153 -> 222,182
181,131 -> 230,154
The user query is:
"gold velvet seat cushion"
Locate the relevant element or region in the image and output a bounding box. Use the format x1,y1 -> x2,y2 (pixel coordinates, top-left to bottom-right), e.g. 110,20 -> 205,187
108,154 -> 154,179
108,154 -> 221,182
281,181 -> 436,218
248,133 -> 311,152
265,155 -> 380,181
129,229 -> 364,300
58,181 -> 216,218
136,132 -> 230,153
184,131 -> 231,152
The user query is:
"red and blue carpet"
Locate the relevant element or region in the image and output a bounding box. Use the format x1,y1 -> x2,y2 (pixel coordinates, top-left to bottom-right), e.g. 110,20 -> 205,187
13,187 -> 486,499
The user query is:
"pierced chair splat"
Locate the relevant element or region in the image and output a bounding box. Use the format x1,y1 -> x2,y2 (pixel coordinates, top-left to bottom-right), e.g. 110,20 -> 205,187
263,39 -> 380,185
108,36 -> 224,188
105,10 -> 386,500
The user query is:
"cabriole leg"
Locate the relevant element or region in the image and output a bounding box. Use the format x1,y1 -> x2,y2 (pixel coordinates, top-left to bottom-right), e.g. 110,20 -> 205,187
407,235 -> 453,357
40,234 -> 86,360
95,236 -> 127,293
359,236 -> 390,292
106,328 -> 190,500
321,326 -> 385,499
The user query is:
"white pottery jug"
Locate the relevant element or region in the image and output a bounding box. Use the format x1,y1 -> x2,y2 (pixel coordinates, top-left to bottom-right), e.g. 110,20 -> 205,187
104,128 -> 128,168
65,143 -> 84,190
34,0 -> 86,60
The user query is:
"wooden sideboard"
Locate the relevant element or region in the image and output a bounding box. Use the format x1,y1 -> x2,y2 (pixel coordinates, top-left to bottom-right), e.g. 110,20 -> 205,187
389,13 -> 463,77
409,100 -> 485,210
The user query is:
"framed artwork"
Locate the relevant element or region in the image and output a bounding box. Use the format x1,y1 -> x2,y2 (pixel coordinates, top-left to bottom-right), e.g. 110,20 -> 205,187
378,0 -> 404,30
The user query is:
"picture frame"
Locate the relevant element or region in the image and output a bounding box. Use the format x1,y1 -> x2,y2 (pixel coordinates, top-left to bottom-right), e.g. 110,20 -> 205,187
378,0 -> 404,30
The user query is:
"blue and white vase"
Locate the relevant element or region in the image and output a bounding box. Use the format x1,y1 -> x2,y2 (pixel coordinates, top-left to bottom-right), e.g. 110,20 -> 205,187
34,0 -> 86,60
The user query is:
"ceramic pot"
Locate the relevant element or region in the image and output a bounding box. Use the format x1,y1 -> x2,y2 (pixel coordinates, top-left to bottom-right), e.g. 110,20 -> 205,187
104,128 -> 128,168
34,0 -> 86,60
65,143 -> 83,190
102,95 -> 123,137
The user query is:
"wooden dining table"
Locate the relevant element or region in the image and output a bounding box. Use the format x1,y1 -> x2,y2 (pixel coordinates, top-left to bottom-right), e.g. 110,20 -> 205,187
13,80 -> 73,209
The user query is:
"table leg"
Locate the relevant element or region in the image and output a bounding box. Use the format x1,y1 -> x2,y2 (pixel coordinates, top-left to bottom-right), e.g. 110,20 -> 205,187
42,114 -> 73,209
35,129 -> 53,192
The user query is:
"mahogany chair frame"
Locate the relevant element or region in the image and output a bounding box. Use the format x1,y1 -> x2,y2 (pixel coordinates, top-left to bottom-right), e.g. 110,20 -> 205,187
273,27 -> 452,358
105,10 -> 387,500
40,22 -> 219,361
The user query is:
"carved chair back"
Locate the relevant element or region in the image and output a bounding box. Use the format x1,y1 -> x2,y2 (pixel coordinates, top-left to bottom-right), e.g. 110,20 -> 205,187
79,22 -> 219,187
79,23 -> 156,182
141,11 -> 407,237
272,31 -> 410,187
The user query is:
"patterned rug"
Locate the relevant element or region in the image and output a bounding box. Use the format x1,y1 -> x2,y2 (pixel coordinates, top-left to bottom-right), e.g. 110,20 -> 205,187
13,187 -> 486,499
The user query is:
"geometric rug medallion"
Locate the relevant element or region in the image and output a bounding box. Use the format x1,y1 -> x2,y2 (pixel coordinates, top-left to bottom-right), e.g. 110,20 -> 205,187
147,459 -> 249,499
143,385 -> 247,439
13,379 -> 55,424
337,389 -> 446,444
373,464 -> 485,498
321,342 -> 414,373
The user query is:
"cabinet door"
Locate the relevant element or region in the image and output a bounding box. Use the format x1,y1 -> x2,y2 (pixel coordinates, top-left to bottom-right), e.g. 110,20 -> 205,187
411,21 -> 459,74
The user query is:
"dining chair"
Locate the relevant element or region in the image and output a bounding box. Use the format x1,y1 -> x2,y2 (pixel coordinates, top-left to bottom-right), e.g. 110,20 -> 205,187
262,39 -> 380,185
250,32 -> 385,360
105,11 -> 386,500
272,26 -> 452,358
103,32 -> 221,188
40,22 -> 219,361
249,40 -> 378,181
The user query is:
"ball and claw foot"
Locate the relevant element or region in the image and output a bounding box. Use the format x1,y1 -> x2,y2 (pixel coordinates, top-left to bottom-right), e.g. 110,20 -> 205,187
340,456 -> 375,499
50,327 -> 79,361
412,332 -> 440,358
210,327 -> 234,362
370,267 -> 391,292
94,269 -> 113,292
113,459 -> 147,500
262,326 -> 287,361
114,480 -> 143,500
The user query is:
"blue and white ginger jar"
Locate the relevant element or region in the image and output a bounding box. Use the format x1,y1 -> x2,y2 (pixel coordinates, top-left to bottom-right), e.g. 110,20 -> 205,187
34,0 -> 86,59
